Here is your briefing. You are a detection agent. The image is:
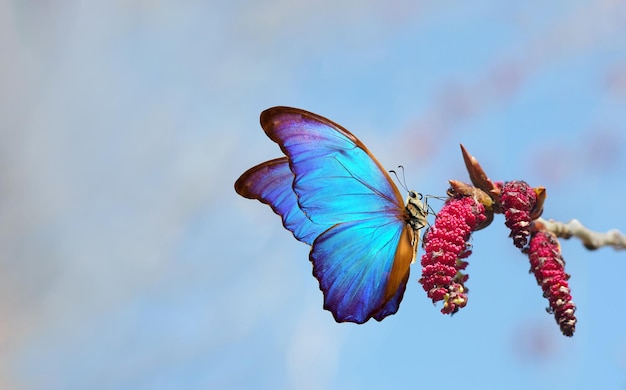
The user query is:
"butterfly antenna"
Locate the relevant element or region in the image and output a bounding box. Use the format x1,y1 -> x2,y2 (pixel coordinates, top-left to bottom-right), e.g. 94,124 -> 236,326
389,167 -> 409,193
399,165 -> 408,191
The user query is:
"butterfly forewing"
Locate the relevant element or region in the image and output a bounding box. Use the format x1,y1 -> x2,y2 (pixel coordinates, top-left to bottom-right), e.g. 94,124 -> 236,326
261,107 -> 406,225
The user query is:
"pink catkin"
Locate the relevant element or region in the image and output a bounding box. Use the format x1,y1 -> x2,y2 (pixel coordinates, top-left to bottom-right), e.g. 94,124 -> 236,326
501,181 -> 537,249
419,197 -> 486,314
528,231 -> 577,337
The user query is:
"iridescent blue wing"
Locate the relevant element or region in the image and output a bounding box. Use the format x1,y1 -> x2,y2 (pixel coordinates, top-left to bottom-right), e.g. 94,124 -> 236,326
260,107 -> 415,323
261,107 -> 405,225
235,157 -> 331,245
311,218 -> 414,323
372,272 -> 410,321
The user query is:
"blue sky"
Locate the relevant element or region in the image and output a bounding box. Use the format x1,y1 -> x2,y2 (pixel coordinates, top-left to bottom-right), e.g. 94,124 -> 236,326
1,1 -> 626,389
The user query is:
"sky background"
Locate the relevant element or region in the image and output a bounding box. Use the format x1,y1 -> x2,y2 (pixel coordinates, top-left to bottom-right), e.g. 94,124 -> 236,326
1,1 -> 626,389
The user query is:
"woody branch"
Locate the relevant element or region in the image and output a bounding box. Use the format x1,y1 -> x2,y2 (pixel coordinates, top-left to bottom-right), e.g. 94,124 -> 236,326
535,218 -> 626,251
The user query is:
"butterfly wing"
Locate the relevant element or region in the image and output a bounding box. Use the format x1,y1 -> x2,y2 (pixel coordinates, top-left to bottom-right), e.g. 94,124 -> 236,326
311,218 -> 414,323
260,107 -> 415,322
235,157 -> 331,245
372,272 -> 410,321
261,107 -> 405,224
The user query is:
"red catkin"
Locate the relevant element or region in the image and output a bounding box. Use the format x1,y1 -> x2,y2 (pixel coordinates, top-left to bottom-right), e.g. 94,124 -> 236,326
528,231 -> 577,337
419,197 -> 486,315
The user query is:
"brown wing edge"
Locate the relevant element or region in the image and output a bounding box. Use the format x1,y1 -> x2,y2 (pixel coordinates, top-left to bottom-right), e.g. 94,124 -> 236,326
234,157 -> 290,199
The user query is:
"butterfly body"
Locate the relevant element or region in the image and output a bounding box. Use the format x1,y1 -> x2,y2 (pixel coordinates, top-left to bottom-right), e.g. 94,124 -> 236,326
235,107 -> 427,323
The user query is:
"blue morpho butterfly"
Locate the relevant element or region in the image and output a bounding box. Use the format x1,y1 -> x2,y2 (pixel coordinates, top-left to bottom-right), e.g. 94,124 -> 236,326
235,107 -> 428,323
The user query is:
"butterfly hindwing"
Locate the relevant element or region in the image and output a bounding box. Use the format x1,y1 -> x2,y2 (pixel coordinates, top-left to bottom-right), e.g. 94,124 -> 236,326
373,271 -> 410,321
311,218 -> 414,323
234,157 -> 331,245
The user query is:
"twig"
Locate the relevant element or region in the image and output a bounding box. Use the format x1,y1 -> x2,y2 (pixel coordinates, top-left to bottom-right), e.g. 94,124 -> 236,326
535,218 -> 626,251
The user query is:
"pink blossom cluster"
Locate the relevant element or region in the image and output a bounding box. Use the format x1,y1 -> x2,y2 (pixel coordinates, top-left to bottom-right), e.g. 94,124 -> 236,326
419,197 -> 486,314
528,231 -> 577,337
500,181 -> 577,337
501,181 -> 537,249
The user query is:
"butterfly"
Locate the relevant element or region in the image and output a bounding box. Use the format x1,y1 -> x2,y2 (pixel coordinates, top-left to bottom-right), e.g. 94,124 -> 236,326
235,107 -> 427,323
